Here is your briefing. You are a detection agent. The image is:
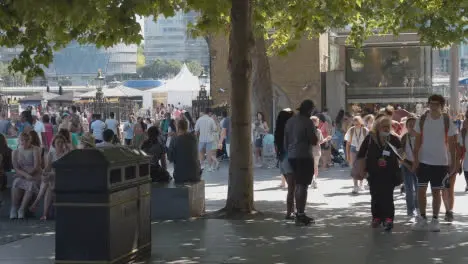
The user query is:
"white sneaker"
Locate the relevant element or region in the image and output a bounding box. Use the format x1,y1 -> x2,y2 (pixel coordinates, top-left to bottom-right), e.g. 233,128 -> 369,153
429,218 -> 440,232
17,209 -> 25,219
412,216 -> 428,231
9,208 -> 18,219
352,186 -> 360,194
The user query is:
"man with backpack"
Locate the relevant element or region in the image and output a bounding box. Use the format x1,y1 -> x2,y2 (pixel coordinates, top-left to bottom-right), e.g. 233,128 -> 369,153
412,94 -> 458,232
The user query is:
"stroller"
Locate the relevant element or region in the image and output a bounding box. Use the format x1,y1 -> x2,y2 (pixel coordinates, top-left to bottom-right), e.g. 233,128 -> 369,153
330,143 -> 347,167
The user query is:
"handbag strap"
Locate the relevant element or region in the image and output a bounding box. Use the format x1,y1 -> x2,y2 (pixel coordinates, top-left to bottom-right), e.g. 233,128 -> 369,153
364,134 -> 374,158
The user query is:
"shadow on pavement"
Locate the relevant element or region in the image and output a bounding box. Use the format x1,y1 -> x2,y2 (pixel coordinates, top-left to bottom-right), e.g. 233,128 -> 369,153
148,199 -> 468,264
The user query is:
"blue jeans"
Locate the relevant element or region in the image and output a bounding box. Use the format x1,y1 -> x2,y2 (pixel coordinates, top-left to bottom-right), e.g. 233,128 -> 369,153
402,165 -> 419,216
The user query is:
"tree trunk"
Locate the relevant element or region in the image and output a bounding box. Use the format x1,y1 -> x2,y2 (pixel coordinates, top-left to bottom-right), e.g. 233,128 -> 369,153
252,34 -> 273,131
224,0 -> 254,214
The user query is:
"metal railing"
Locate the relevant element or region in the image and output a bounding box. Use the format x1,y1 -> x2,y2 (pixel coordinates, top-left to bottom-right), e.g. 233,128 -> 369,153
346,86 -> 449,98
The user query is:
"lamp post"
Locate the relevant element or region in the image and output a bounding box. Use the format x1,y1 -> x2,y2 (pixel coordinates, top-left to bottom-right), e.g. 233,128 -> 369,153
94,69 -> 105,116
192,71 -> 210,118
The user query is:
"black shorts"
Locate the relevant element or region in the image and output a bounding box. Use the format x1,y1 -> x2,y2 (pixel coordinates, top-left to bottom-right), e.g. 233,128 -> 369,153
417,163 -> 448,189
289,158 -> 314,186
255,137 -> 263,148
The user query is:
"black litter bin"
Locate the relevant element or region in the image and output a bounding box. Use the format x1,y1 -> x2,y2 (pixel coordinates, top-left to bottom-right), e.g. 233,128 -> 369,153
53,147 -> 151,264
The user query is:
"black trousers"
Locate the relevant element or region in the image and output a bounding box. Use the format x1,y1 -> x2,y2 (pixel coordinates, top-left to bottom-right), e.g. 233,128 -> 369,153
289,158 -> 314,186
368,173 -> 395,220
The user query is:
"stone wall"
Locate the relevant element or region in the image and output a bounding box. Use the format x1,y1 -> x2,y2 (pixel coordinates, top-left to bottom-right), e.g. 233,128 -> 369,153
209,35 -> 324,112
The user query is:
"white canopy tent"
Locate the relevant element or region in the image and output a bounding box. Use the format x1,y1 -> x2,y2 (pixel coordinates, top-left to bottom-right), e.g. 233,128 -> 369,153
143,64 -> 201,108
80,85 -> 144,98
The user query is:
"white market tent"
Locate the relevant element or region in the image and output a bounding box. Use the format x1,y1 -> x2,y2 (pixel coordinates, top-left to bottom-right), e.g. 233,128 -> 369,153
143,64 -> 201,108
80,85 -> 144,98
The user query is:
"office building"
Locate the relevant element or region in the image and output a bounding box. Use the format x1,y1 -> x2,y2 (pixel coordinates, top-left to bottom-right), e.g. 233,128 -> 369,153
0,42 -> 137,86
144,11 -> 209,68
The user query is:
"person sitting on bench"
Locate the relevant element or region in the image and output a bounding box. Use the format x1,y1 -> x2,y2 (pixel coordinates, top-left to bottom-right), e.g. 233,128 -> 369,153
168,119 -> 201,184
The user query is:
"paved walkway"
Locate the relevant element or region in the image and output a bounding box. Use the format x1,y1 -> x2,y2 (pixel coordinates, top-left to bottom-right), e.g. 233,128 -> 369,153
2,163 -> 468,263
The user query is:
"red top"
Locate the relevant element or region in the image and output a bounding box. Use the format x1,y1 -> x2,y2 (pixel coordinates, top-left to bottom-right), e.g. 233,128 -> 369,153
319,122 -> 329,138
44,123 -> 54,149
391,121 -> 402,136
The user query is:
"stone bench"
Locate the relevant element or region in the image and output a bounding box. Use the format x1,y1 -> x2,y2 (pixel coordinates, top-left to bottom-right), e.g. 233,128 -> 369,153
151,180 -> 205,220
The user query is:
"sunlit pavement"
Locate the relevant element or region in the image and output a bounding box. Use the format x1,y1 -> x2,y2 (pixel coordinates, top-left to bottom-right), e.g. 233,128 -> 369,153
2,162 -> 468,263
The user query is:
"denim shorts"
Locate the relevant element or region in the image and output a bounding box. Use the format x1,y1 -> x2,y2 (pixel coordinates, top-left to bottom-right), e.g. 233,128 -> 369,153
279,153 -> 293,175
198,141 -> 213,152
254,137 -> 263,148
350,145 -> 358,153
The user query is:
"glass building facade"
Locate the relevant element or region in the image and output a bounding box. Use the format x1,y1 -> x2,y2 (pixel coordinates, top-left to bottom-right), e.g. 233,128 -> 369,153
345,45 -> 434,106
0,42 -> 137,86
336,45 -> 457,112
144,11 -> 209,68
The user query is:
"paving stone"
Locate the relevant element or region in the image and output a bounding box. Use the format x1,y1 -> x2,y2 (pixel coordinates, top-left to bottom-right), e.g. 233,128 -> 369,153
1,163 -> 468,263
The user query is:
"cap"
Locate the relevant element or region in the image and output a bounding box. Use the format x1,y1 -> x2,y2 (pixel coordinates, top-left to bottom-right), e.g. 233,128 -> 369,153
80,133 -> 96,148
297,99 -> 315,112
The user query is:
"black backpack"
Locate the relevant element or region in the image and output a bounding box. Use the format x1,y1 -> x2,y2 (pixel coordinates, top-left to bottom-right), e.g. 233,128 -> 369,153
2,147 -> 13,172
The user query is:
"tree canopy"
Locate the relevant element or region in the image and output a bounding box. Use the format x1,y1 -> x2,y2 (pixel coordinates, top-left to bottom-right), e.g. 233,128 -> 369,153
137,44 -> 145,68
0,0 -> 466,79
190,0 -> 467,54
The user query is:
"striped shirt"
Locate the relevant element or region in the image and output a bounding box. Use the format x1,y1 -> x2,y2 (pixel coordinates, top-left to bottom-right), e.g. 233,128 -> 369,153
195,114 -> 216,143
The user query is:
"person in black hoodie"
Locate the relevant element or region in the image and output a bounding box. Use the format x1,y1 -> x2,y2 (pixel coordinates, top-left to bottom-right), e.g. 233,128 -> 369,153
357,116 -> 401,231
284,100 -> 318,225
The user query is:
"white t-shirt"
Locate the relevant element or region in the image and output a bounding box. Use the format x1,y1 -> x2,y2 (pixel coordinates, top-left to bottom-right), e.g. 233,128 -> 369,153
414,115 -> 457,166
195,115 -> 216,143
344,126 -> 368,151
123,122 -> 134,140
91,120 -> 106,141
34,121 -> 45,145
105,119 -> 118,134
458,133 -> 468,171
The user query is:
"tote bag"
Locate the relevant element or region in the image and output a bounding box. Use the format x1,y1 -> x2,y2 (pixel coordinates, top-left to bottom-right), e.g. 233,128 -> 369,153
350,135 -> 372,180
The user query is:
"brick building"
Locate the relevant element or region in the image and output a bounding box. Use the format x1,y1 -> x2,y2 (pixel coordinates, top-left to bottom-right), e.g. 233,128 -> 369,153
208,34 -> 329,120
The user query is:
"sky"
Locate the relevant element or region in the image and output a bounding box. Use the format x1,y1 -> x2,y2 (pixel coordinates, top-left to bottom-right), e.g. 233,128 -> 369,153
138,16 -> 145,35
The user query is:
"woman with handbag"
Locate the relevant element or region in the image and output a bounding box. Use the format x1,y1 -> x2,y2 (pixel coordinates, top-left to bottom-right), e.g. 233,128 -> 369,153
345,116 -> 369,194
318,114 -> 332,169
356,116 -> 401,231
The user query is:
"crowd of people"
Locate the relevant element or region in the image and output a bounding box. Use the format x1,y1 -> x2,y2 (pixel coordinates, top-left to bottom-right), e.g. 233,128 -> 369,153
1,94 -> 466,233
0,103 -> 235,220
275,94 -> 466,231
